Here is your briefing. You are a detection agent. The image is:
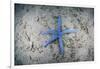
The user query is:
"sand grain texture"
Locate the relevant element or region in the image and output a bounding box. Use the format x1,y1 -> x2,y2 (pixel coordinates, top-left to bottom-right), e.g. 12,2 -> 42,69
15,4 -> 94,65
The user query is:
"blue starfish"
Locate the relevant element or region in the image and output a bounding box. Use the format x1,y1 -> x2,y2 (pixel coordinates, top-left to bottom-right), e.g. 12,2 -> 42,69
40,16 -> 78,55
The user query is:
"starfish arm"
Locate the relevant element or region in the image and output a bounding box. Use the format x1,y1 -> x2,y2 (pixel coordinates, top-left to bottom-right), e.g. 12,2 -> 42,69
59,37 -> 64,55
57,16 -> 62,32
58,32 -> 64,55
62,28 -> 79,34
43,36 -> 58,47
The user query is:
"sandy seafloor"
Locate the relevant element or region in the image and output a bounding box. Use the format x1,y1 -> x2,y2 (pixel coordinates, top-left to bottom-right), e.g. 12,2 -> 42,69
14,4 -> 94,65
